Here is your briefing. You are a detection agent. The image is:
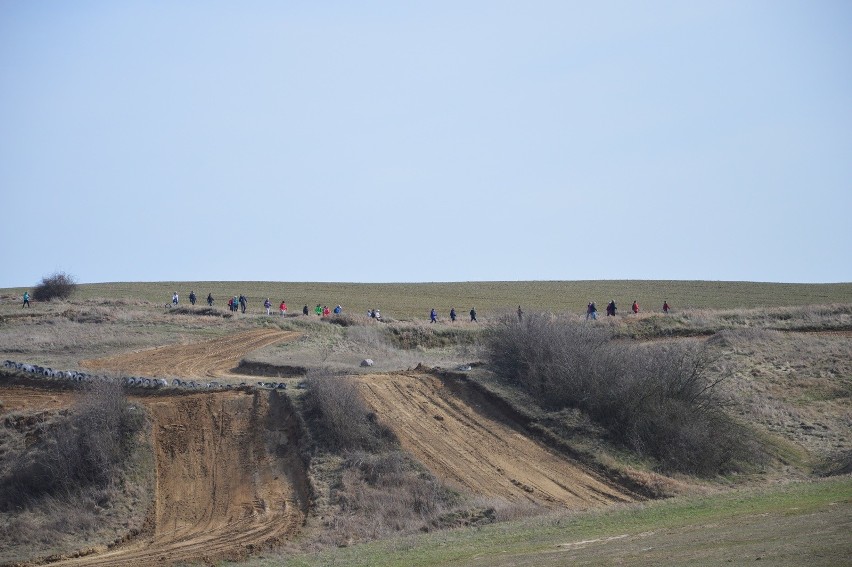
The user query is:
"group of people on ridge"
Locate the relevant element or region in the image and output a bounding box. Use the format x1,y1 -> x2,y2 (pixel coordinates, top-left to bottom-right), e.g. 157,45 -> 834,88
587,300 -> 671,320
430,307 -> 477,323
158,292 -> 670,321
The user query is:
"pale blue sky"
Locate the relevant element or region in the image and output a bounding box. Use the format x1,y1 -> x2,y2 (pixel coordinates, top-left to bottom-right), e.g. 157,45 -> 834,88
1,1 -> 850,287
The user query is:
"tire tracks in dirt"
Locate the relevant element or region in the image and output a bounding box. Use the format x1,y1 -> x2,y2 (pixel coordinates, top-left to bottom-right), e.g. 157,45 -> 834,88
1,385 -> 309,567
3,329 -> 307,567
357,372 -> 634,509
80,328 -> 298,379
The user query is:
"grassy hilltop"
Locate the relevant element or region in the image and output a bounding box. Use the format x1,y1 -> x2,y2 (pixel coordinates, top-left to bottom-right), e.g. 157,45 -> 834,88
3,280 -> 851,321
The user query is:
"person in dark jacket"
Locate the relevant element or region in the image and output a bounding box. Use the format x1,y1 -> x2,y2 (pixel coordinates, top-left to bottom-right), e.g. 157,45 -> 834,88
586,302 -> 597,320
450,308 -> 456,322
207,293 -> 214,306
469,307 -> 477,322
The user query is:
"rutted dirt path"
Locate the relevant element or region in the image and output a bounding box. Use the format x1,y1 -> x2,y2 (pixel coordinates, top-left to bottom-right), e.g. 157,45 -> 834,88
4,327 -> 637,565
55,390 -> 308,567
0,385 -> 309,567
80,328 -> 298,379
2,328 -> 307,567
358,372 -> 634,509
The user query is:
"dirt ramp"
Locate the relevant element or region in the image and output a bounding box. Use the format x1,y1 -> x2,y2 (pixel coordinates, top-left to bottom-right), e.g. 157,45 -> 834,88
358,373 -> 633,509
50,390 -> 308,566
81,329 -> 298,379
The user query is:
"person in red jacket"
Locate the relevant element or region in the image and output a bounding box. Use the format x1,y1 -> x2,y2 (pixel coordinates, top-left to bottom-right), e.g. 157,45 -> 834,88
279,301 -> 287,316
663,301 -> 670,314
632,301 -> 639,314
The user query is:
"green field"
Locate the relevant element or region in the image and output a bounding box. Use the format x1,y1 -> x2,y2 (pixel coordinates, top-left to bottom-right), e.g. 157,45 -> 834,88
247,478 -> 852,567
3,280 -> 850,321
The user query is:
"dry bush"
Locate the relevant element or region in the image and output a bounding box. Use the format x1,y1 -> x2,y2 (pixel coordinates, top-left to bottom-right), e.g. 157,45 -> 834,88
303,369 -> 395,451
486,314 -> 762,475
327,450 -> 460,541
0,380 -> 142,510
32,272 -> 77,302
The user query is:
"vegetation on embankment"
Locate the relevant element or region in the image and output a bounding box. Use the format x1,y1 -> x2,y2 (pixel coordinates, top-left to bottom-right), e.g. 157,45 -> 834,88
485,313 -> 764,476
0,381 -> 152,565
296,369 -> 468,546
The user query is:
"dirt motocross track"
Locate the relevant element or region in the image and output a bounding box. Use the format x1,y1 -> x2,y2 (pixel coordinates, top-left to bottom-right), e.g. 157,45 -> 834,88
358,372 -> 634,508
4,328 -> 635,566
2,329 -> 308,567
51,389 -> 310,567
80,328 -> 299,380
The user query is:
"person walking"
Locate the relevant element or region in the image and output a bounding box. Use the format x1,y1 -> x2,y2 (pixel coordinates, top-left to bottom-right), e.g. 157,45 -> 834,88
430,308 -> 437,323
333,305 -> 342,314
322,305 -> 330,317
189,291 -> 197,306
280,301 -> 287,316
22,291 -> 30,308
517,305 -> 523,321
632,301 -> 639,314
450,307 -> 456,322
469,307 -> 477,322
207,293 -> 214,307
264,298 -> 272,315
233,296 -> 239,312
314,304 -> 322,316
239,295 -> 247,314
606,300 -> 616,316
663,300 -> 670,314
172,292 -> 179,307
586,302 -> 597,320
303,304 -> 309,316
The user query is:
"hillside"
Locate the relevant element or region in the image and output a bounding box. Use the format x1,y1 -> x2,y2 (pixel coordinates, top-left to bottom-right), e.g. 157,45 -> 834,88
0,282 -> 849,566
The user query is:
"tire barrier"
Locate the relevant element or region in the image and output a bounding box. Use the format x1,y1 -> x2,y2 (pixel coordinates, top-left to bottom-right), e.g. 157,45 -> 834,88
1,360 -> 290,392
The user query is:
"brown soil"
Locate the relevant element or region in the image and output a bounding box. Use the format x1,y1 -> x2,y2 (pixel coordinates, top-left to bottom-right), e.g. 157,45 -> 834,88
80,328 -> 298,380
2,329 -> 307,567
357,372 -> 634,509
4,328 -> 639,565
0,388 -> 77,413
61,390 -> 308,567
1,385 -> 309,567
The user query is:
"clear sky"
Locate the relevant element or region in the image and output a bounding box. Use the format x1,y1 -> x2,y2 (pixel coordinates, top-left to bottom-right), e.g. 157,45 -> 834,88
1,1 -> 850,288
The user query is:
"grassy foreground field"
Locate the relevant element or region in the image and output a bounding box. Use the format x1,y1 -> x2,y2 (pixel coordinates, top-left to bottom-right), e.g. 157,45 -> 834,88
242,478 -> 852,567
3,280 -> 852,321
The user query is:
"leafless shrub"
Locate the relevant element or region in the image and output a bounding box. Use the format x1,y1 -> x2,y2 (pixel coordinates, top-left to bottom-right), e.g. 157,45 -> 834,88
32,272 -> 77,302
0,381 -> 142,510
486,314 -> 762,475
328,450 -> 460,541
303,369 -> 395,451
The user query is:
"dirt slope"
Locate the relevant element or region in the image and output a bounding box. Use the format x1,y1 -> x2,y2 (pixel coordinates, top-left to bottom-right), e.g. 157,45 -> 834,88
2,328 -> 307,567
80,328 -> 298,379
358,372 -> 633,509
0,385 -> 309,567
